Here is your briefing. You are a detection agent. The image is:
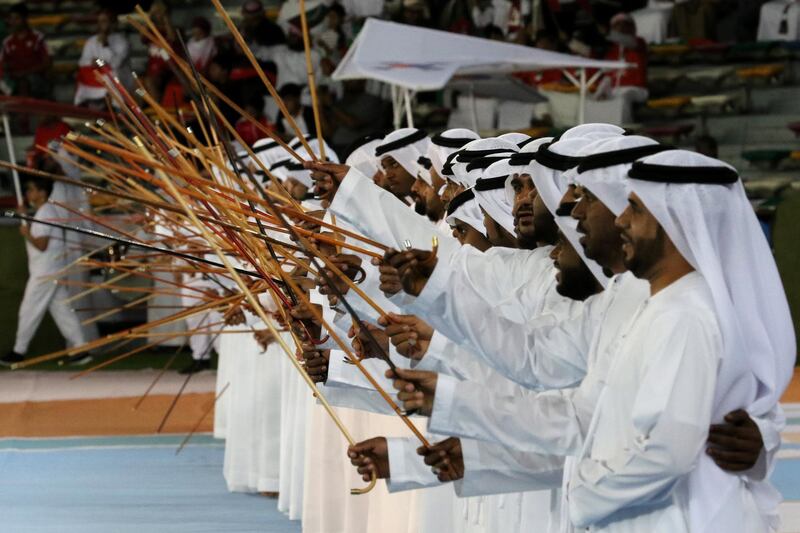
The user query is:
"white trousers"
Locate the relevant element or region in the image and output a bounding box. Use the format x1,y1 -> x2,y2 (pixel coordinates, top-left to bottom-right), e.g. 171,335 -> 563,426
184,309 -> 219,361
14,275 -> 87,354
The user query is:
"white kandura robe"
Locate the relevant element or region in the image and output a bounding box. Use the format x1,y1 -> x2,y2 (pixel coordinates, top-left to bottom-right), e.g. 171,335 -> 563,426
327,166 -> 575,532
301,212 -> 422,533
213,327 -> 234,439
425,273 -> 781,532
223,330 -> 261,492
278,346 -> 312,520
566,272 -> 757,532
253,326 -> 284,492
213,257 -> 252,441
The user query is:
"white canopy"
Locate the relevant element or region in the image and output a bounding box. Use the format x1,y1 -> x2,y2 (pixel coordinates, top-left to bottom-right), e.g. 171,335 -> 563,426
332,18 -> 627,92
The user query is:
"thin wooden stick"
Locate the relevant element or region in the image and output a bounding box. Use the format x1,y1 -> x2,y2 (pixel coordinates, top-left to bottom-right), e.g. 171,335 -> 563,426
206,0 -> 317,159
175,382 -> 229,454
299,0 -> 325,160
127,12 -> 304,163
157,371 -> 193,433
81,294 -> 156,326
12,293 -> 240,368
61,271 -> 131,305
133,340 -> 187,411
156,159 -> 377,493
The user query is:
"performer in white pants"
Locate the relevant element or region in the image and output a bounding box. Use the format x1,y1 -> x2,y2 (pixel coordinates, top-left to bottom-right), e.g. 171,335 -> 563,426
1,178 -> 87,367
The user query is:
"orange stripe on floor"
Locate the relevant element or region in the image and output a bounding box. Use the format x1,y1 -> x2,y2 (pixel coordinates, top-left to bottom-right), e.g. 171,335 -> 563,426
0,393 -> 215,438
783,368 -> 800,403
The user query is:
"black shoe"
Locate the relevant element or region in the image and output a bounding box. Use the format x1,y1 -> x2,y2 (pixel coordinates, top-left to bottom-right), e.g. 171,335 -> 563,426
65,354 -> 93,366
178,359 -> 212,375
0,352 -> 24,367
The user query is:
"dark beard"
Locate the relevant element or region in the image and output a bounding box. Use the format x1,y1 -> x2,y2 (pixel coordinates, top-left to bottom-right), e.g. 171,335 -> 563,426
556,264 -> 600,301
516,233 -> 538,250
414,200 -> 427,216
623,226 -> 666,279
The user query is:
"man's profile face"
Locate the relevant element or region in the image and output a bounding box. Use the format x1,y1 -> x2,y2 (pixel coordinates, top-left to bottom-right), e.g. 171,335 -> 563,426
616,192 -> 666,278
550,231 -> 596,301
451,220 -> 490,251
441,179 -> 463,207
572,186 -> 623,271
510,173 -> 535,243
380,156 -> 415,198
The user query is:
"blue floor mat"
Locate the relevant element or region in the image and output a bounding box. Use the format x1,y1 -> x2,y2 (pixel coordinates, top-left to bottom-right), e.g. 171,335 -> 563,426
0,436 -> 300,533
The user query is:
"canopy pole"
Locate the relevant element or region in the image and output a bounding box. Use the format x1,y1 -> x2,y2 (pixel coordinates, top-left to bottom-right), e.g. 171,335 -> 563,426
403,88 -> 414,128
2,113 -> 22,208
469,85 -> 479,132
578,67 -> 587,125
532,0 -> 541,34
391,85 -> 403,129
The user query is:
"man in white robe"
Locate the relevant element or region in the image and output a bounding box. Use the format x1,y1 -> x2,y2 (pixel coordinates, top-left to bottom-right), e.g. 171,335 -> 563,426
565,149 -> 794,532
386,144 -> 787,532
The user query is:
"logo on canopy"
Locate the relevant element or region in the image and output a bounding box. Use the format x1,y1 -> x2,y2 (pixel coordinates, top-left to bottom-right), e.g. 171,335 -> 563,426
373,62 -> 447,71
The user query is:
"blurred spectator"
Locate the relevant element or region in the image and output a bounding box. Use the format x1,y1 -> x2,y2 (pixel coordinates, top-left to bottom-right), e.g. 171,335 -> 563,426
329,79 -> 391,152
593,12 -> 648,123
0,3 -> 51,100
28,116 -> 70,168
484,24 -> 506,40
503,0 -> 529,42
756,0 -> 800,42
341,0 -> 385,19
235,91 -> 275,146
313,3 -> 348,62
241,0 -> 286,62
694,134 -> 719,158
399,0 -> 432,27
272,22 -> 321,89
672,0 -> 718,41
472,0 -> 497,33
143,1 -> 177,102
75,9 -> 132,108
274,83 -> 311,140
187,17 -> 217,74
515,30 -> 564,87
602,12 -> 647,89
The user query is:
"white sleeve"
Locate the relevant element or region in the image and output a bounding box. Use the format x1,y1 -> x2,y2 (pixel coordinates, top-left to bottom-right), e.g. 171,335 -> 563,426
568,313 -> 720,528
744,404 -> 785,482
335,254 -> 402,322
454,438 -> 564,497
386,437 -> 442,492
328,167 -> 456,251
315,382 -> 396,416
31,204 -> 60,240
414,333 -> 541,395
406,271 -> 596,390
428,374 -> 590,457
108,34 -> 130,72
327,346 -> 410,392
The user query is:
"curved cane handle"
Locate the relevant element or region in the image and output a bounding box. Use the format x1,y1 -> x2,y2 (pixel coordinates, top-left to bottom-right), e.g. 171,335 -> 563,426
349,469 -> 378,495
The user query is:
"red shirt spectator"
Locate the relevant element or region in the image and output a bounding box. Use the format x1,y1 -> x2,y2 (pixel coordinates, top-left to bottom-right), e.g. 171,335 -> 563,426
1,29 -> 49,78
235,116 -> 275,147
27,118 -> 71,166
604,40 -> 647,88
603,13 -> 647,89
0,3 -> 51,110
